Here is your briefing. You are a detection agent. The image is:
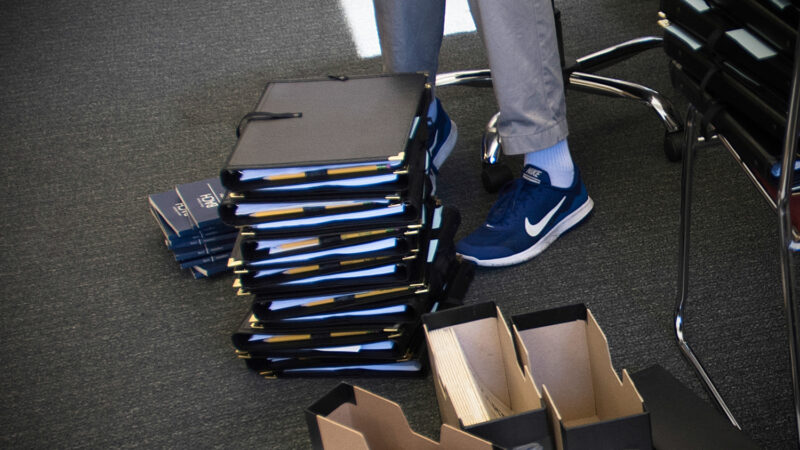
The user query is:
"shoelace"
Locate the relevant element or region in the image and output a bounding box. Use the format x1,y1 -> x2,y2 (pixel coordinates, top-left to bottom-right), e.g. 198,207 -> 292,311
486,178 -> 534,227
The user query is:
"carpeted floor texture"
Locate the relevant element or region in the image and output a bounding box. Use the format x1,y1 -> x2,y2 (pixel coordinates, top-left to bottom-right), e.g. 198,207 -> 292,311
1,0 -> 796,448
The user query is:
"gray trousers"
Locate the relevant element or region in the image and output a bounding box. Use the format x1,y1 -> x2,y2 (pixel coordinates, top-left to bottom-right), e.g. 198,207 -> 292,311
373,0 -> 568,154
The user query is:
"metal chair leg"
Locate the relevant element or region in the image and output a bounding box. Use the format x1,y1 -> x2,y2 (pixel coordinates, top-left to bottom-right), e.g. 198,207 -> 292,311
567,71 -> 682,134
674,104 -> 741,430
776,23 -> 800,443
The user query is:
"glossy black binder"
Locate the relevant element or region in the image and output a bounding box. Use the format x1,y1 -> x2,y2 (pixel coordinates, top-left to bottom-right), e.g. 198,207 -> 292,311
243,353 -> 428,378
227,131 -> 430,202
251,289 -> 433,328
663,27 -> 787,140
235,227 -> 416,265
669,60 -> 789,184
228,174 -> 430,237
660,0 -> 793,96
708,0 -> 797,57
220,73 -> 430,193
233,204 -> 462,297
231,312 -> 418,352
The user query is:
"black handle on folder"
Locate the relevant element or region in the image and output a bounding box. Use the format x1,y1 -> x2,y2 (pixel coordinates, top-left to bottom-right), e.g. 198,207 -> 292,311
236,111 -> 302,138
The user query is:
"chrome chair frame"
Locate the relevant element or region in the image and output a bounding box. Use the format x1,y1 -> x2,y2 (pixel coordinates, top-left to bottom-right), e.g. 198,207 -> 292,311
674,25 -> 800,442
435,36 -> 684,165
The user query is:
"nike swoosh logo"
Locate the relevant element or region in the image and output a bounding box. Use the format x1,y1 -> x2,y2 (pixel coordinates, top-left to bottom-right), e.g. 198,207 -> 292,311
525,197 -> 566,237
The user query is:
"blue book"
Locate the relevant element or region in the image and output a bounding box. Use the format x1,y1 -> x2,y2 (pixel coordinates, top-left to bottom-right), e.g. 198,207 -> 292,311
175,178 -> 227,231
179,251 -> 231,270
189,259 -> 231,279
174,240 -> 236,263
148,190 -> 197,238
166,231 -> 239,251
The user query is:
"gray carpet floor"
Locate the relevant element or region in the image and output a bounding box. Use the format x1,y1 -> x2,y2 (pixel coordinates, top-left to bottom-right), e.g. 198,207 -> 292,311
1,0 -> 796,448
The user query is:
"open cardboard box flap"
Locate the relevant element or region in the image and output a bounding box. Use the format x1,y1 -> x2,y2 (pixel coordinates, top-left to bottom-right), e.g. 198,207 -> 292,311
423,302 -> 551,449
512,304 -> 651,450
306,383 -> 493,450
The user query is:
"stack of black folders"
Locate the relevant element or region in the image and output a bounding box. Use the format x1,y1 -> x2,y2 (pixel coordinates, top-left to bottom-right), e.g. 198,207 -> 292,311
219,73 -> 475,378
148,178 -> 237,279
659,0 -> 800,188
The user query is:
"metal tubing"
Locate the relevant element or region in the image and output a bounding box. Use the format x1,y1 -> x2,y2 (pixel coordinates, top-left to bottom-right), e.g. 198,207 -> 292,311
435,70 -> 492,88
482,112 -> 502,165
776,22 -> 800,443
675,105 -> 742,430
570,36 -> 663,74
567,71 -> 682,133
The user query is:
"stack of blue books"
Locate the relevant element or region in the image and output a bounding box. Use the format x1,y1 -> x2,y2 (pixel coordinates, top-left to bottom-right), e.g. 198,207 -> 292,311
148,178 -> 237,279
219,74 -> 474,377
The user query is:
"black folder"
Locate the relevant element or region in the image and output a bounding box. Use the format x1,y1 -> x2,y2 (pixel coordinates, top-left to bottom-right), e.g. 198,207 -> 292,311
660,0 -> 793,96
229,174 -> 430,237
236,325 -> 422,361
669,60 -> 794,186
663,25 -> 787,140
231,312 -> 418,353
708,0 -> 797,58
220,73 -> 430,193
232,204 -> 461,296
251,289 -> 433,329
236,233 -> 418,273
234,227 -> 415,265
244,354 -> 427,378
226,131 -> 430,201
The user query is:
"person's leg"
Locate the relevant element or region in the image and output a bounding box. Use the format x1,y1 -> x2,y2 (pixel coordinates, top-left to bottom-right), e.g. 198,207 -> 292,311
373,0 -> 456,172
373,0 -> 445,81
468,0 -> 568,158
457,0 -> 592,267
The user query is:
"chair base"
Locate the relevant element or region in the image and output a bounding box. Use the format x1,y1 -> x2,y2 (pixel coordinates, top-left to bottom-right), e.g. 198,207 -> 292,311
435,36 -> 684,175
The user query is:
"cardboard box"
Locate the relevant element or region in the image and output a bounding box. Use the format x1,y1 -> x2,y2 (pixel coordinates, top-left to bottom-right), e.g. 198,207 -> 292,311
423,302 -> 553,450
512,304 -> 652,450
305,383 -> 493,450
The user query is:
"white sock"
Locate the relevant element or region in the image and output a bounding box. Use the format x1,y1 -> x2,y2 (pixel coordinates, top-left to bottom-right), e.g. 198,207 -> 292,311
523,139 -> 574,188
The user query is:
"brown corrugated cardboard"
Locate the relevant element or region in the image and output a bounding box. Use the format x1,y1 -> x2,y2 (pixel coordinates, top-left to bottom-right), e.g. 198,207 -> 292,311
512,304 -> 652,450
306,383 -> 494,450
422,302 -> 553,449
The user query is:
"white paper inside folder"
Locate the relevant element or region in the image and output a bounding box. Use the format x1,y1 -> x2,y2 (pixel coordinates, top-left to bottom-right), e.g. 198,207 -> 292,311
255,173 -> 399,191
251,238 -> 398,266
251,204 -> 406,230
237,159 -> 404,182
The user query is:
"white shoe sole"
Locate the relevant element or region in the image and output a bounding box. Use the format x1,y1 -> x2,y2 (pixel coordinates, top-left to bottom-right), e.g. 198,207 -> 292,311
459,196 -> 594,267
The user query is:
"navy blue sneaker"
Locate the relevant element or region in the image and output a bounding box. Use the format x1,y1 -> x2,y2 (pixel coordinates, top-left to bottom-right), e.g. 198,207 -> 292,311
427,98 -> 457,173
456,165 -> 593,267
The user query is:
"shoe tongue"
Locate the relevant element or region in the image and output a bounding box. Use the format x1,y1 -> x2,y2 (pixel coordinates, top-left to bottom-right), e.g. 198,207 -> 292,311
521,164 -> 551,185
